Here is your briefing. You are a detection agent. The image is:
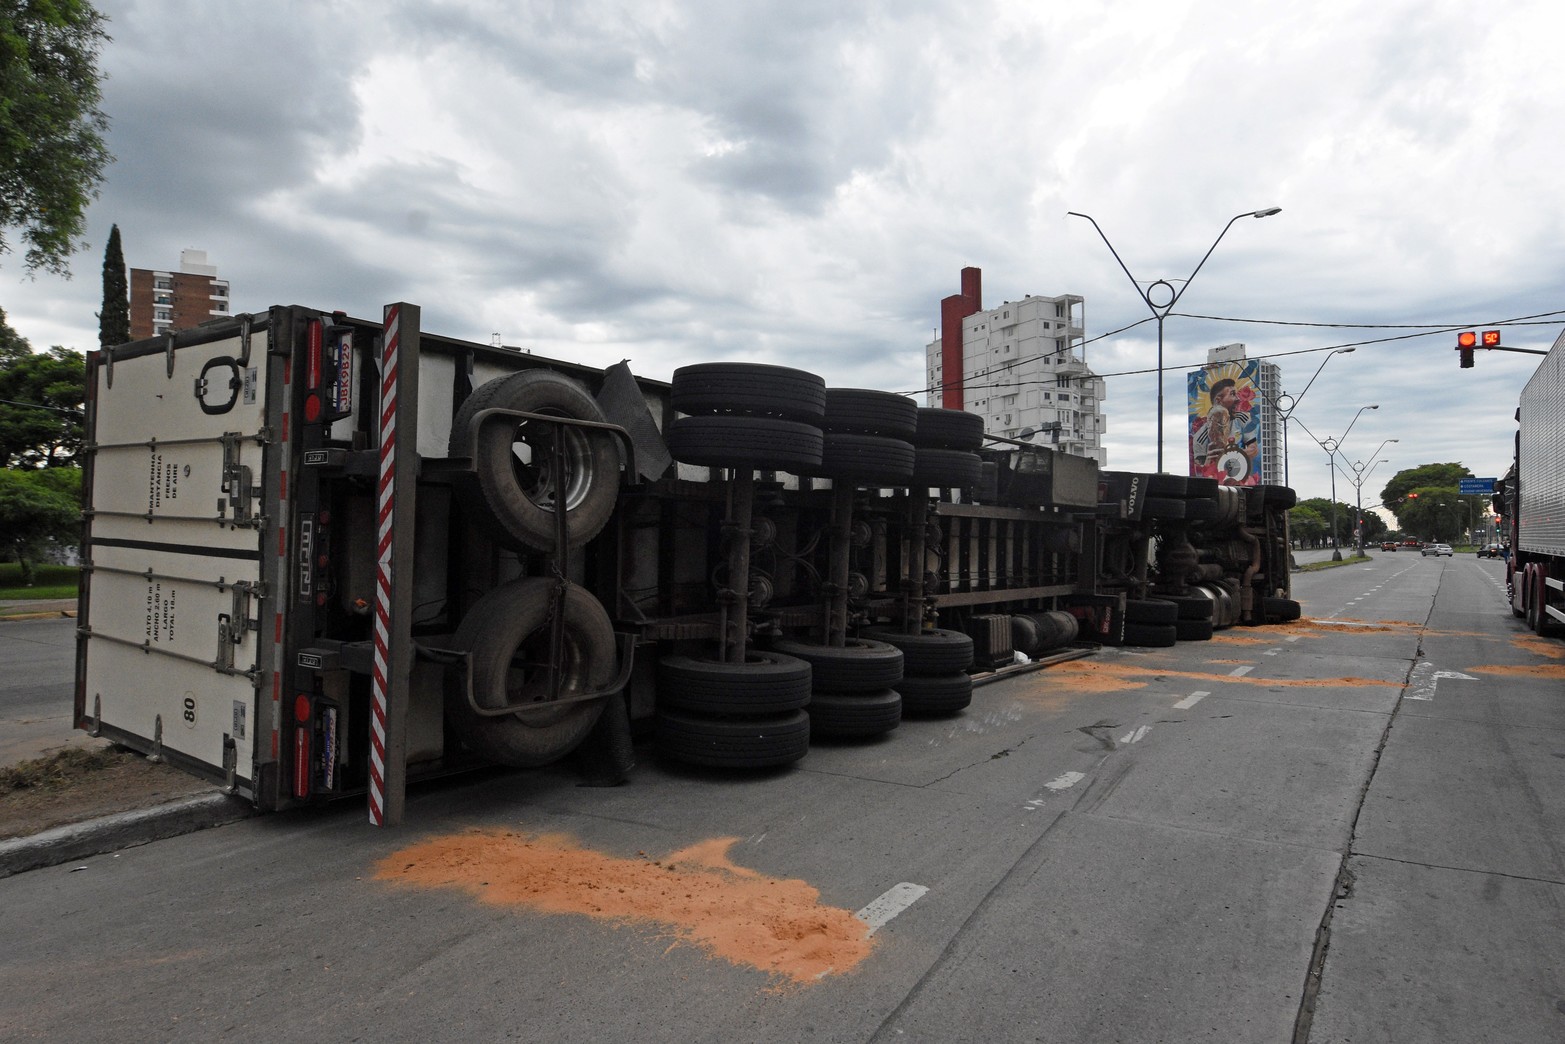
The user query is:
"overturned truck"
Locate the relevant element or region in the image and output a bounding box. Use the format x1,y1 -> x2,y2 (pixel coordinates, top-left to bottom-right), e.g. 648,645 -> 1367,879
75,303 -> 1297,823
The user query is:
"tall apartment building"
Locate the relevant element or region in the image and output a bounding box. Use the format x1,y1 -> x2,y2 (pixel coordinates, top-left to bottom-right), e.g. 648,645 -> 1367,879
924,267 -> 1107,465
1186,343 -> 1283,486
129,249 -> 231,340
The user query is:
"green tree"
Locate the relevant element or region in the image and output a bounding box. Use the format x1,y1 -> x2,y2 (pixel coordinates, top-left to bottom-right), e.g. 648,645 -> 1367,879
1379,463 -> 1470,513
1296,497 -> 1355,548
0,0 -> 112,274
0,341 -> 85,467
98,222 -> 127,347
1287,503 -> 1325,548
0,465 -> 79,584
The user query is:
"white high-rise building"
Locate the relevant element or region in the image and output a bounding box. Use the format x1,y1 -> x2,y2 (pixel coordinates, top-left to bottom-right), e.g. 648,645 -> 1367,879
923,267 -> 1108,465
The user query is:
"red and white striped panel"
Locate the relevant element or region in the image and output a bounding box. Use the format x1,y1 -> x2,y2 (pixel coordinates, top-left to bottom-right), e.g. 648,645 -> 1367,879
368,305 -> 399,826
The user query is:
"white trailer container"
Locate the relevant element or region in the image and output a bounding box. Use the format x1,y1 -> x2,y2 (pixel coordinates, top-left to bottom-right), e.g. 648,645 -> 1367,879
1500,326 -> 1565,634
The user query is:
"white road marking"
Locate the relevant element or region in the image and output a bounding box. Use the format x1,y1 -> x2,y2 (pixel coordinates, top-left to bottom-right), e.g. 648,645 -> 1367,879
1286,635 -> 1302,643
1263,648 -> 1281,656
1406,660 -> 1478,702
1228,665 -> 1253,677
1118,725 -> 1151,745
856,882 -> 929,936
1044,770 -> 1086,791
1172,691 -> 1208,709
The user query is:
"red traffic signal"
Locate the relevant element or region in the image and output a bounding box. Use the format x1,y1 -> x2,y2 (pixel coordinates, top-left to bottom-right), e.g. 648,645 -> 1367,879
1456,330 -> 1476,368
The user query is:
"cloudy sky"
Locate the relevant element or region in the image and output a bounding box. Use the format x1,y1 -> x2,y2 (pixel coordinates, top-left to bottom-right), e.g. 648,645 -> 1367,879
8,0 -> 1560,512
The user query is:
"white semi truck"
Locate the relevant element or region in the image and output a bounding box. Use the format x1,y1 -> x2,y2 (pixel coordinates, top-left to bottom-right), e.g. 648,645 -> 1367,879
1497,326 -> 1565,635
75,303 -> 1298,824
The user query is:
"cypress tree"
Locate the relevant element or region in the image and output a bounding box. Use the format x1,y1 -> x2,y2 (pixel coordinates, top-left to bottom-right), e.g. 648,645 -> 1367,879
99,223 -> 128,347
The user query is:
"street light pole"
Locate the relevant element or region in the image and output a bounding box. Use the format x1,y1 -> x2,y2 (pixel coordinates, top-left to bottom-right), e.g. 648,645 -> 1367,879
1349,454 -> 1393,554
1068,207 -> 1281,473
1319,404 -> 1380,561
1270,347 -> 1355,488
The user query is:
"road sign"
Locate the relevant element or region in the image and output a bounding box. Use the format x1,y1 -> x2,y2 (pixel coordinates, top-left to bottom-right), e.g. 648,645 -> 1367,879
1458,478 -> 1496,495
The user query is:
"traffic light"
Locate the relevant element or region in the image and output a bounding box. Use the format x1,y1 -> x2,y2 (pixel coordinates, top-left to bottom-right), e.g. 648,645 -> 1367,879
1456,329 -> 1501,368
1457,331 -> 1476,368
1408,492 -> 1419,499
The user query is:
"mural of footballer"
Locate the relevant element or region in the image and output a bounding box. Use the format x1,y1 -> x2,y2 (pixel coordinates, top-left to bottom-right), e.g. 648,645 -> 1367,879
1188,365 -> 1262,485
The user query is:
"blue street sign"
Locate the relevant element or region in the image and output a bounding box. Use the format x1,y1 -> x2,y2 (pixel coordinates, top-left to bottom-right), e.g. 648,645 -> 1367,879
1458,478 -> 1495,495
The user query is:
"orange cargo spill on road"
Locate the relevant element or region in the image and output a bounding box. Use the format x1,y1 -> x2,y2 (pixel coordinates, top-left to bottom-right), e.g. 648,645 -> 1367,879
374,829 -> 874,986
1025,657 -> 1401,694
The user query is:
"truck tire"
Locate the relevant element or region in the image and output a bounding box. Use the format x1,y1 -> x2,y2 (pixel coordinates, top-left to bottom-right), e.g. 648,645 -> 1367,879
1142,496 -> 1187,520
1261,484 -> 1298,510
767,637 -> 904,692
822,389 -> 919,440
911,448 -> 983,490
1158,594 -> 1215,621
1025,610 -> 1080,651
1174,617 -> 1215,642
1125,598 -> 1179,625
1184,476 -> 1220,498
814,433 -> 916,486
657,652 -> 813,716
1182,497 -> 1220,521
894,672 -> 974,716
450,370 -> 621,552
1010,613 -> 1041,657
859,626 -> 975,675
1262,596 -> 1302,622
655,709 -> 810,768
444,578 -> 615,768
671,362 -> 826,422
1147,474 -> 1188,497
1122,621 -> 1178,647
807,689 -> 902,738
667,414 -> 824,471
914,408 -> 985,451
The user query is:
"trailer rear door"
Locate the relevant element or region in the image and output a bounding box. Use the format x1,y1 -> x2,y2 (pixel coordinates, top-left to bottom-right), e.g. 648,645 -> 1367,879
77,316 -> 279,798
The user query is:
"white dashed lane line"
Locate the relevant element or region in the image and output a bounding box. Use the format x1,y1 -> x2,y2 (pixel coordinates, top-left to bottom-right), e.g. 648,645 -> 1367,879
856,882 -> 929,936
1172,691 -> 1208,710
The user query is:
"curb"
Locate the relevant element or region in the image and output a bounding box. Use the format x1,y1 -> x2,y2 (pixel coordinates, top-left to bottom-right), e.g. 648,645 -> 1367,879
0,791 -> 255,879
0,609 -> 77,623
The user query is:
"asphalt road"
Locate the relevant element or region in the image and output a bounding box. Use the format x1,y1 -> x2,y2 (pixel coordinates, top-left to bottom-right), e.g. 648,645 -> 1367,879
2,553 -> 1561,1042
0,615 -> 90,767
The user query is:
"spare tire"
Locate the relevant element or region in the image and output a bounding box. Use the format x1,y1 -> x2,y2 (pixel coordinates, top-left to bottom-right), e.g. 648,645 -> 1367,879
450,370 -> 621,552
444,578 -> 615,767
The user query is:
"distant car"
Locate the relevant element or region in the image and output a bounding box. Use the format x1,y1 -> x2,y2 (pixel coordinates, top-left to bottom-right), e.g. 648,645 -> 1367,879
1421,543 -> 1453,557
1402,539 -> 1420,547
1477,544 -> 1505,559
1380,541 -> 1398,552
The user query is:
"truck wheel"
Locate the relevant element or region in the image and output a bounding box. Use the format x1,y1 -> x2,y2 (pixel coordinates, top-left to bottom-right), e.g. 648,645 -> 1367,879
657,652 -> 812,716
807,689 -> 902,738
1182,497 -> 1220,521
894,672 -> 974,716
1262,596 -> 1303,622
444,578 -> 615,768
1122,622 -> 1177,647
450,370 -> 620,552
767,637 -> 904,692
913,408 -> 985,451
655,709 -> 810,768
822,389 -> 919,440
1142,496 -> 1187,520
1147,474 -> 1188,497
1174,617 -> 1215,642
671,362 -> 826,422
1261,485 -> 1298,510
667,414 -> 824,471
911,448 -> 983,489
1158,594 -> 1214,621
814,433 -> 916,486
1125,598 -> 1179,625
859,626 -> 975,674
1531,569 -> 1557,636
1025,610 -> 1080,651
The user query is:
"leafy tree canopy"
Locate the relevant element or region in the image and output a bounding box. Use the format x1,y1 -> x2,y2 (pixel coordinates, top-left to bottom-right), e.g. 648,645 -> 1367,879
1378,463 -> 1471,508
0,464 -> 79,583
0,0 -> 112,274
0,309 -> 85,466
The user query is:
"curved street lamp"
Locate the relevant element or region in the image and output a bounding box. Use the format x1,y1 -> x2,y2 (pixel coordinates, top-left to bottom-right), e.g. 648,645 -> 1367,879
1320,404 -> 1380,560
1270,347 -> 1355,487
1068,207 -> 1282,473
1347,443 -> 1397,553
